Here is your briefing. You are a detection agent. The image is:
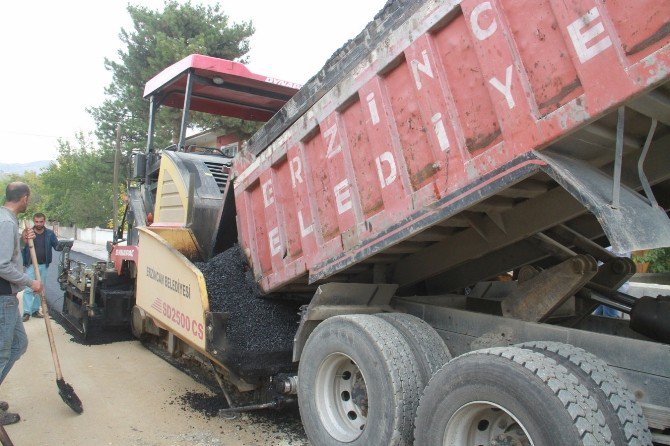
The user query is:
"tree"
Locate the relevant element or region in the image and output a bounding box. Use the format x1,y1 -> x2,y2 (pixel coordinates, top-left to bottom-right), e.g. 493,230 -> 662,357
0,171 -> 46,220
39,133 -> 118,228
634,248 -> 670,273
88,1 -> 256,156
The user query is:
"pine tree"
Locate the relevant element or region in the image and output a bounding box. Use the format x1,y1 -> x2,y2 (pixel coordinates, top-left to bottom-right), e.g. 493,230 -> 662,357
88,1 -> 256,155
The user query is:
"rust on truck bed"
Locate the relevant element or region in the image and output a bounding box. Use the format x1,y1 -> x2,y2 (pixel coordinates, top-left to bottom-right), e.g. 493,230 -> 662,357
234,0 -> 670,295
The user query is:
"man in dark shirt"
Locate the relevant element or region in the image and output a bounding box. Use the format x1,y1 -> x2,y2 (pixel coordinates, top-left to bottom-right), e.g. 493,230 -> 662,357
21,213 -> 62,321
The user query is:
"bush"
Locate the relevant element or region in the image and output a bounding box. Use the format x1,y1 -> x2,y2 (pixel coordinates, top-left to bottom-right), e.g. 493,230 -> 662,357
633,248 -> 670,273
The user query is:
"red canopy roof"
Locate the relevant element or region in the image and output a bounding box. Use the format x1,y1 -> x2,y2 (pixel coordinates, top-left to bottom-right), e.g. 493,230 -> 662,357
143,54 -> 301,122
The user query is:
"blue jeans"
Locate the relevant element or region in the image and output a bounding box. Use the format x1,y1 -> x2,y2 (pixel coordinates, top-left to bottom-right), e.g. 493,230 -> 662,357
0,295 -> 29,386
23,263 -> 47,315
593,305 -> 621,318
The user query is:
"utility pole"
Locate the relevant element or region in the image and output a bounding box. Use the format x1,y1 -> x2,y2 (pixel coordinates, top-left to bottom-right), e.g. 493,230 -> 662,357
112,124 -> 121,244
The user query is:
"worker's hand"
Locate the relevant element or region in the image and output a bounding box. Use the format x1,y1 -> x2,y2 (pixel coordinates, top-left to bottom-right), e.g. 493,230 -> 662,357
22,228 -> 35,243
30,280 -> 43,294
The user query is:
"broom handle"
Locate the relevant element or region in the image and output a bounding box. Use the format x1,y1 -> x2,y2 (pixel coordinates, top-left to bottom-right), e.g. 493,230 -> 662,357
0,424 -> 14,446
24,221 -> 63,380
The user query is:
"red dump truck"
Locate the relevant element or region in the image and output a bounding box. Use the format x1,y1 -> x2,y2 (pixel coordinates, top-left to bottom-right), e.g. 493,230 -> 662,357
60,0 -> 670,445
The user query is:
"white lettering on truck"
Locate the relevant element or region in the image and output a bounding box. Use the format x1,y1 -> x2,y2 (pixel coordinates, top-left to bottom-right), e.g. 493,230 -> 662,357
411,49 -> 434,90
468,4 -> 516,111
334,179 -> 353,215
262,180 -> 274,207
489,65 -> 516,109
471,2 -> 497,41
367,93 -> 380,125
290,156 -> 303,187
567,7 -> 612,63
269,227 -> 282,256
432,113 -> 450,151
298,210 -> 314,237
324,124 -> 342,159
376,151 -> 398,188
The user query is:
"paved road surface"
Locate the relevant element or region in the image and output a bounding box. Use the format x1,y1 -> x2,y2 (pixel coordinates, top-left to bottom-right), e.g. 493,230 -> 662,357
2,249 -> 309,446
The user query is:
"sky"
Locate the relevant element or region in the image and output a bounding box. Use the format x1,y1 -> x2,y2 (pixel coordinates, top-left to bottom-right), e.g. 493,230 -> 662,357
0,0 -> 387,165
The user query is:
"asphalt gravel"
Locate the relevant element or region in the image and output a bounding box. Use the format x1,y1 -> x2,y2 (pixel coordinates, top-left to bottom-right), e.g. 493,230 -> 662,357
196,244 -> 301,379
175,391 -> 306,443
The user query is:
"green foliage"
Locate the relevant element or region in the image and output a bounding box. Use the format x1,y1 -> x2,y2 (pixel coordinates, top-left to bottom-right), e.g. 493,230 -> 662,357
0,171 -> 46,219
88,1 -> 256,154
1,137 -> 128,228
7,2 -> 256,229
633,248 -> 670,273
38,133 -> 122,228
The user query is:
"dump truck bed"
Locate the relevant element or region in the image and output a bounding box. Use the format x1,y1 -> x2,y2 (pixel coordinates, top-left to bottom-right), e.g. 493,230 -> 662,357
233,0 -> 670,294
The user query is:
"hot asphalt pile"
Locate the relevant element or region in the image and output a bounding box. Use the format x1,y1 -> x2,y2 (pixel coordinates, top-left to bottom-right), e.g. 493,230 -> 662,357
196,244 -> 301,380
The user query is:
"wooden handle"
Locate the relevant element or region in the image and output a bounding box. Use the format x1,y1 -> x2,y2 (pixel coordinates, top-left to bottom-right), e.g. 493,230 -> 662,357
24,220 -> 63,380
0,424 -> 15,446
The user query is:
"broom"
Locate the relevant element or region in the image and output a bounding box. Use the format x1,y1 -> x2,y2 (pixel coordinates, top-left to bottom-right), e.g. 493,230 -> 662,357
24,221 -> 83,414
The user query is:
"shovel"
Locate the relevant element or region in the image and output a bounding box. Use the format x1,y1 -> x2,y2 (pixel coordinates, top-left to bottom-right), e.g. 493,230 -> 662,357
25,222 -> 83,414
0,424 -> 14,446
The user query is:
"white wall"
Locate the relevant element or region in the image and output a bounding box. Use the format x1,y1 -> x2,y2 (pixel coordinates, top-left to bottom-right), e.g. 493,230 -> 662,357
54,224 -> 75,239
49,224 -> 125,246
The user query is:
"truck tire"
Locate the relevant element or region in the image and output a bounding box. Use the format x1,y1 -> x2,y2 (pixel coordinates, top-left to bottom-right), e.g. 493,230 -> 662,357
374,312 -> 451,384
297,314 -> 422,446
516,341 -> 652,446
414,346 -> 614,446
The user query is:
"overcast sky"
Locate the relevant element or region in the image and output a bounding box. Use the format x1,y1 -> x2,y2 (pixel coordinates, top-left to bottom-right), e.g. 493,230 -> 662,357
0,0 -> 387,164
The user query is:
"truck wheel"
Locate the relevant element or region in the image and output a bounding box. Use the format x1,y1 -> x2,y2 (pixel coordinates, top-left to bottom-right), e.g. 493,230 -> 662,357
375,312 -> 451,384
516,341 -> 652,446
415,346 -> 614,446
298,314 -> 422,446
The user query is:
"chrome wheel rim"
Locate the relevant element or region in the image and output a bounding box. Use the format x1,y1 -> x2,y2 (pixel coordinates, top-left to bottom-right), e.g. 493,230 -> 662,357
315,353 -> 368,442
444,401 -> 534,446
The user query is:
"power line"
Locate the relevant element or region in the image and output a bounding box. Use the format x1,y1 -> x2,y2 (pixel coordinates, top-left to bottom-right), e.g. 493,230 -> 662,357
0,130 -> 63,139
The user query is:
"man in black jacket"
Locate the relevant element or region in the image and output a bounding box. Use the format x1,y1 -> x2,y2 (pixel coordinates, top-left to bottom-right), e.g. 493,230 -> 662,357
0,182 -> 42,425
21,213 -> 62,321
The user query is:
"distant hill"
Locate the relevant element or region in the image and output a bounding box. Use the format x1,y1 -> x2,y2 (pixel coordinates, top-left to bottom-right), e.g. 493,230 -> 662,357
0,160 -> 51,177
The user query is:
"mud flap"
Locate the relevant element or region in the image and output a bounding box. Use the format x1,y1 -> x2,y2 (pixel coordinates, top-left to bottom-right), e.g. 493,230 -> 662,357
535,149 -> 670,253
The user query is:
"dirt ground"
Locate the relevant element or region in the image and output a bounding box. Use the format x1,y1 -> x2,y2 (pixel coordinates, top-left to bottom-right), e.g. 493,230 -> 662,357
1,297 -> 309,446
